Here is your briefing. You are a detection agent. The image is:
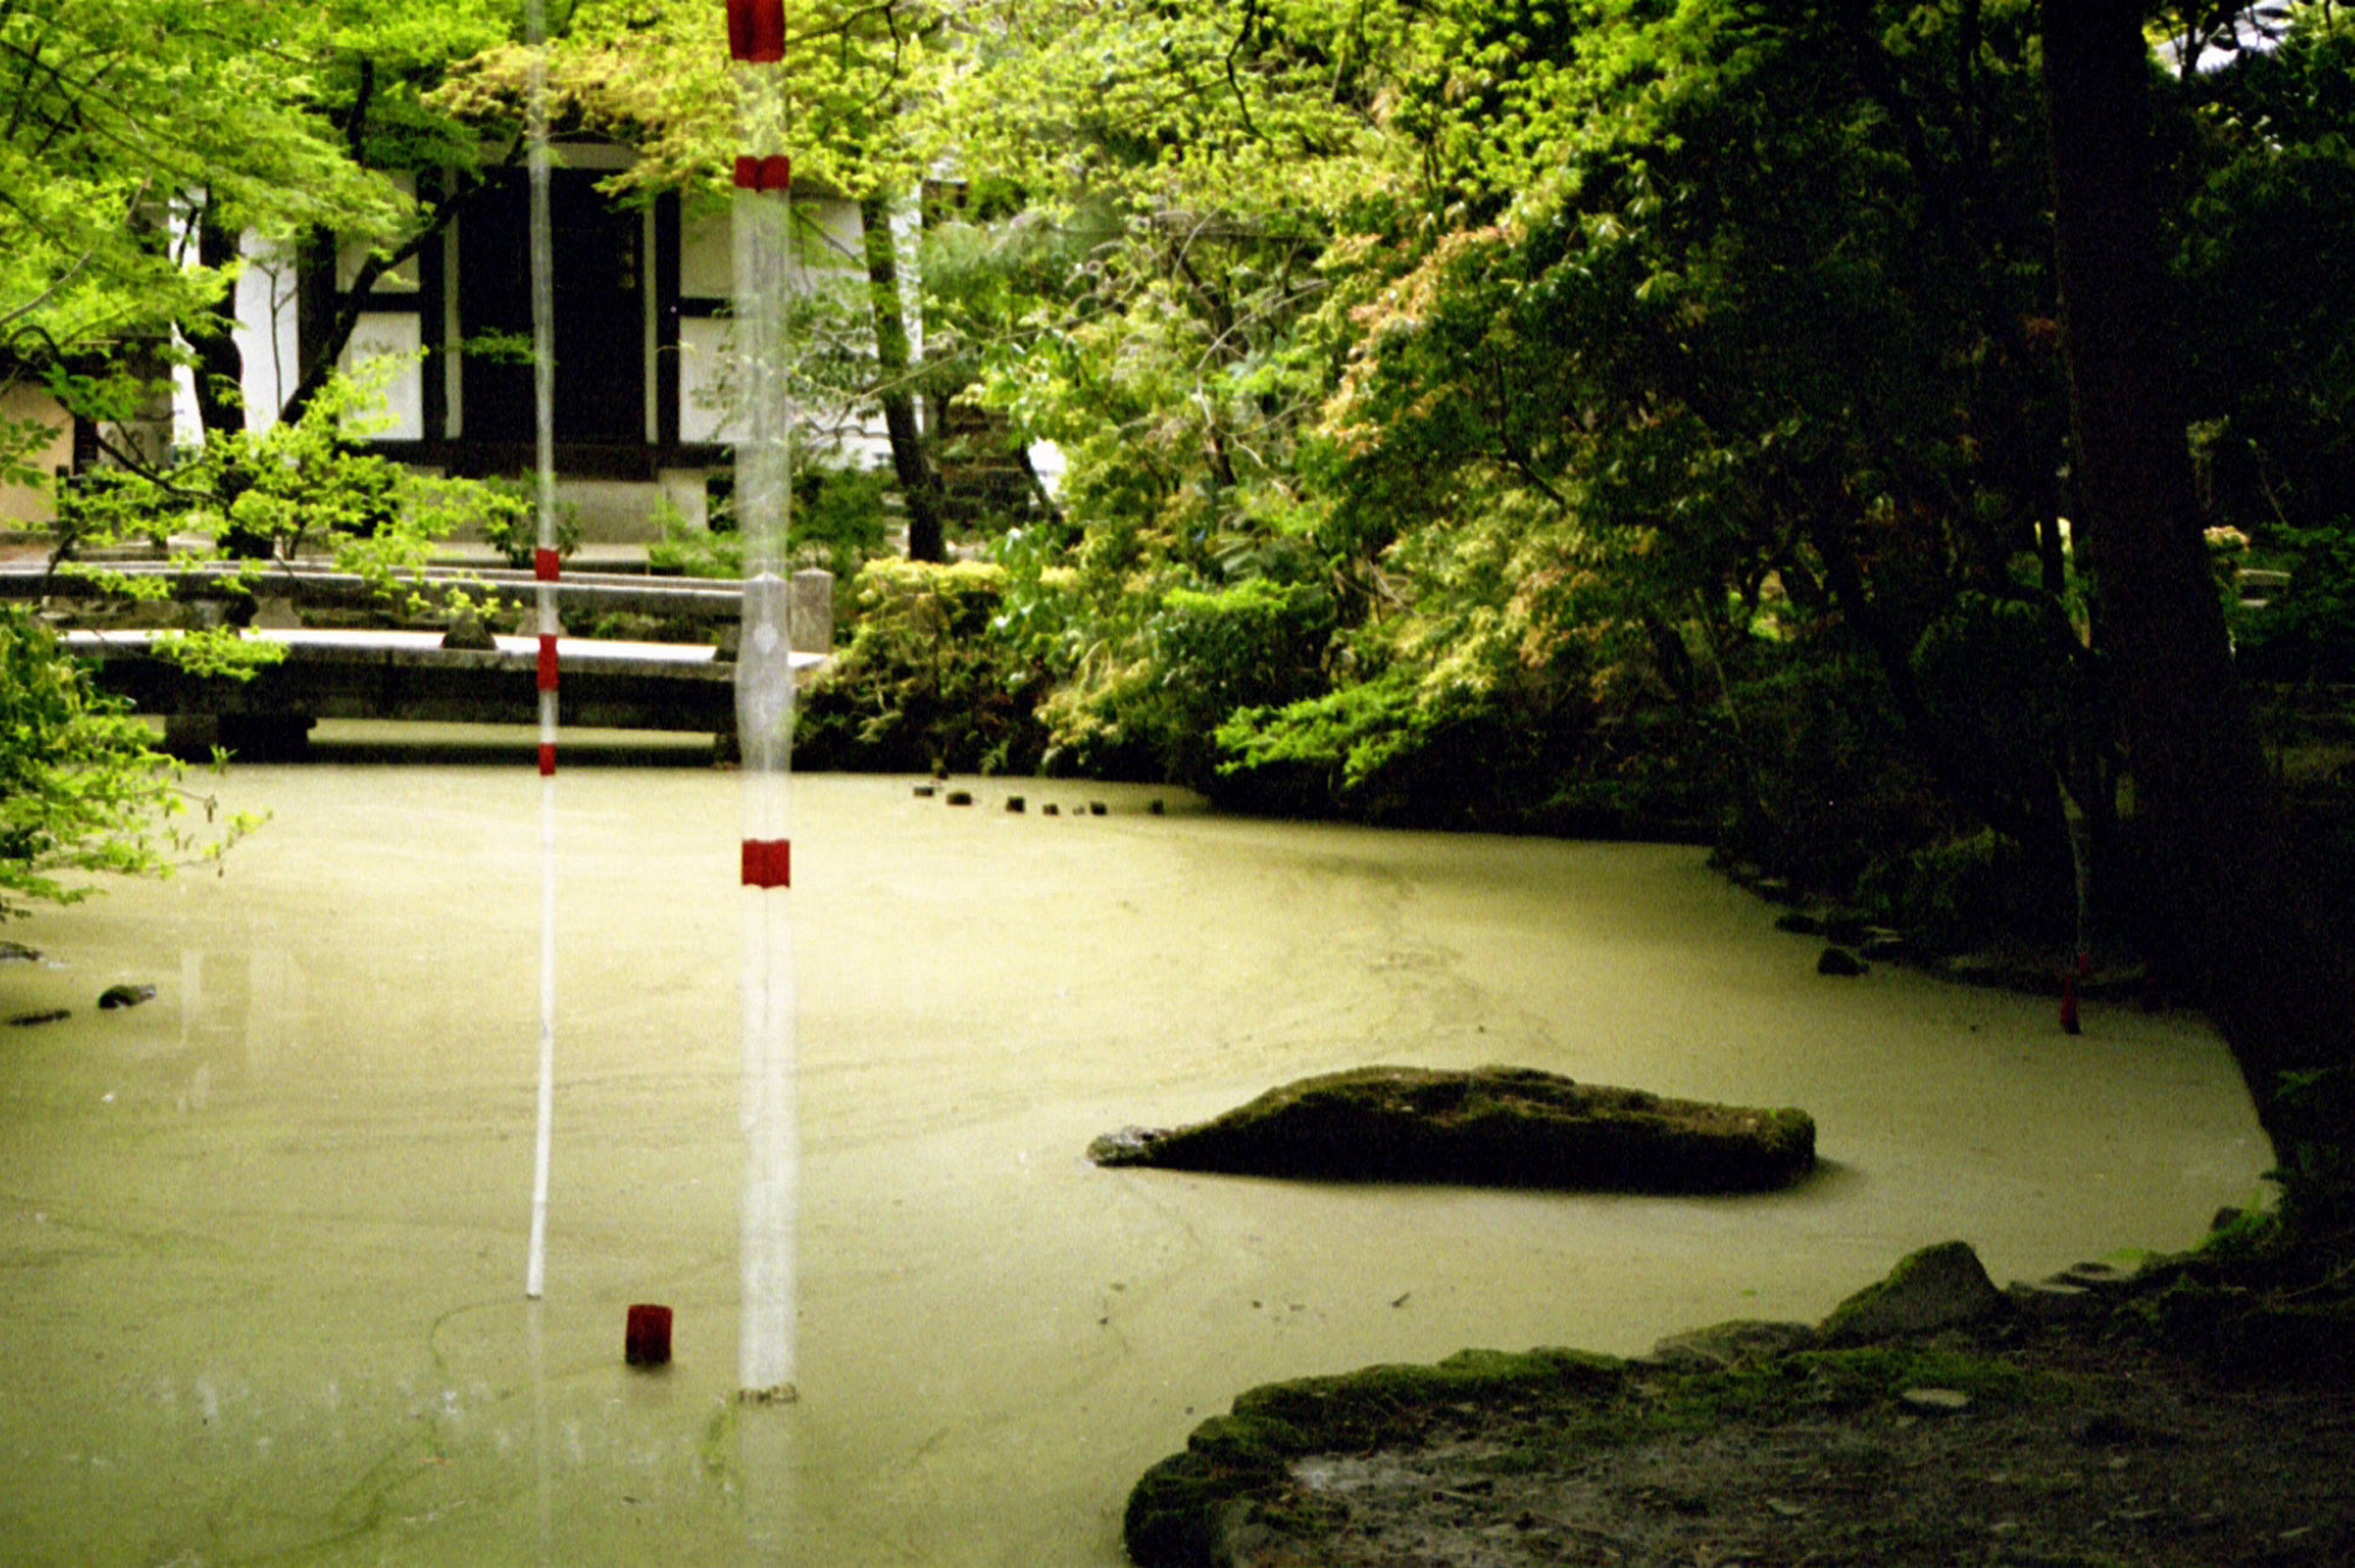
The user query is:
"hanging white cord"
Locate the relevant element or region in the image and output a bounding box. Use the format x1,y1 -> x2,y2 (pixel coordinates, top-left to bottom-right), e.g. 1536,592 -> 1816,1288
728,0 -> 799,1402
523,0 -> 560,1301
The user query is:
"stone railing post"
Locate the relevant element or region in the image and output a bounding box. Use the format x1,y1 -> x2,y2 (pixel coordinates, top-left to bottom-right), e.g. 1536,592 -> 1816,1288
789,568 -> 833,654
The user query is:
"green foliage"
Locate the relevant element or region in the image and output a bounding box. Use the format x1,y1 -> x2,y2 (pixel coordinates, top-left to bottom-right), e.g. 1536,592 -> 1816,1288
2265,1064 -> 2355,1227
1713,654 -> 1960,894
650,459 -> 891,583
2233,524 -> 2355,681
1049,577 -> 1336,788
1,412 -> 56,493
0,0 -> 520,434
0,606 -> 257,914
647,500 -> 742,581
474,479 -> 582,572
788,461 -> 894,579
47,368 -> 521,641
2177,9 -> 2355,545
794,559 -> 1052,775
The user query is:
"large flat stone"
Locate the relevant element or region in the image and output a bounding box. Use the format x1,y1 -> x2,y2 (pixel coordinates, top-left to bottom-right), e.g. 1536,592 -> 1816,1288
1088,1064 -> 1816,1193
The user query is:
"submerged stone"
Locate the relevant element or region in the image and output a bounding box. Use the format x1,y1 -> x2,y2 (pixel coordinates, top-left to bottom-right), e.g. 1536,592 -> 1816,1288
1088,1064 -> 1816,1193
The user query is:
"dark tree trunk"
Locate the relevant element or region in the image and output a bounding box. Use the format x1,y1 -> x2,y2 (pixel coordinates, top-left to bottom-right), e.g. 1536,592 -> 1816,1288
288,222 -> 343,428
2042,0 -> 2355,1201
185,196 -> 247,439
860,191 -> 947,563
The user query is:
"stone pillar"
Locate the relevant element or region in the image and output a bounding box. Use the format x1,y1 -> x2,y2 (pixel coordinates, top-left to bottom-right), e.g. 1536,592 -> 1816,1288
789,569 -> 833,654
252,594 -> 302,630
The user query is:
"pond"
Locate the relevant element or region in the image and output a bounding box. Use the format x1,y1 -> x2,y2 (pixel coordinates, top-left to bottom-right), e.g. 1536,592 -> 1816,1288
0,752 -> 2267,1566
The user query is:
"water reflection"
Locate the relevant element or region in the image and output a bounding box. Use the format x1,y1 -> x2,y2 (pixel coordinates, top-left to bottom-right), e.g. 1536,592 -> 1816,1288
0,766 -> 2266,1567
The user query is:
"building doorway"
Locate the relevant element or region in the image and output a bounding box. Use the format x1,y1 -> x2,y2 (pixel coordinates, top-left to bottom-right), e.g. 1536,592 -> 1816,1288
461,167 -> 645,447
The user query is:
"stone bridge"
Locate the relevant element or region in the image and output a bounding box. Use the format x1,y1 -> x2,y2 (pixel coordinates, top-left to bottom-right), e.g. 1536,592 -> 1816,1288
6,560 -> 834,759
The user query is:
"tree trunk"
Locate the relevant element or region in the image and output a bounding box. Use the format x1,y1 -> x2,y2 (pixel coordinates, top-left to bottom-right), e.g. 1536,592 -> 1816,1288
185,196 -> 247,440
283,161 -> 512,428
288,222 -> 343,428
2042,0 -> 2355,1205
860,191 -> 946,563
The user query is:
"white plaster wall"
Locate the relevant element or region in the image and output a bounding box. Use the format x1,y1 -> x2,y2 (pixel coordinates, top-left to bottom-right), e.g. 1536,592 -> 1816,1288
681,208 -> 732,301
339,314 -> 425,442
1,383 -> 74,524
677,315 -> 738,445
235,242 -> 302,433
554,477 -> 667,542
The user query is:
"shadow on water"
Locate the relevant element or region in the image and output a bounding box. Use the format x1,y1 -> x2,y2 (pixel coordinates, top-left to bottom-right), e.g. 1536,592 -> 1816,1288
300,719 -> 721,768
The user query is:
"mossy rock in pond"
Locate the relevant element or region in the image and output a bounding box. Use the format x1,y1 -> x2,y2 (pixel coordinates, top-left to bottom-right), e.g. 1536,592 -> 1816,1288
1088,1065 -> 1815,1193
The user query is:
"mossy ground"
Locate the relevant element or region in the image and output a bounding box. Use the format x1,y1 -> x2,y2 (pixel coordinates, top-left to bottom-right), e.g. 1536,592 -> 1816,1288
1127,1228 -> 2355,1568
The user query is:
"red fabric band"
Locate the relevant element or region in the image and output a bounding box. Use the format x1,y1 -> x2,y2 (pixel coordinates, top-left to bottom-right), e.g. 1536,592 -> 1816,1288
726,0 -> 785,62
733,154 -> 791,192
741,839 -> 791,889
534,546 -> 560,581
537,635 -> 559,692
538,743 -> 556,778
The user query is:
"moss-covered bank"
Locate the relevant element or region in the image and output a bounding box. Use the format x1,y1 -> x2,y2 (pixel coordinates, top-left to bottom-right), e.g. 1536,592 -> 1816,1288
1121,1232 -> 2355,1568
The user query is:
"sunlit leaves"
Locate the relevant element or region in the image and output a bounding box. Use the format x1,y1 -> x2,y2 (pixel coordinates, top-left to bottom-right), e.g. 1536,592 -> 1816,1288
0,607 -> 256,915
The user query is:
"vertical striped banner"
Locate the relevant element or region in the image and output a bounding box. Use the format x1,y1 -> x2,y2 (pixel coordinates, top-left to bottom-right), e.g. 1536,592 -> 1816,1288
729,0 -> 800,1403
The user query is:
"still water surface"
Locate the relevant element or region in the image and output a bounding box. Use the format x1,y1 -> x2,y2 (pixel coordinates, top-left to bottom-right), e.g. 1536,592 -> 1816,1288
0,759 -> 2266,1565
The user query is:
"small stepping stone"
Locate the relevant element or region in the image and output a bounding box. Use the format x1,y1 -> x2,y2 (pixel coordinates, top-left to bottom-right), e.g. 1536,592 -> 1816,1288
1902,1388 -> 1971,1414
2006,1280 -> 2103,1319
2055,1261 -> 2139,1293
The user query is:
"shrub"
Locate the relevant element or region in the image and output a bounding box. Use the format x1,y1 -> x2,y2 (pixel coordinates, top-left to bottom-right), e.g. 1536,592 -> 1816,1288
1047,577 -> 1337,788
793,559 -> 1052,774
